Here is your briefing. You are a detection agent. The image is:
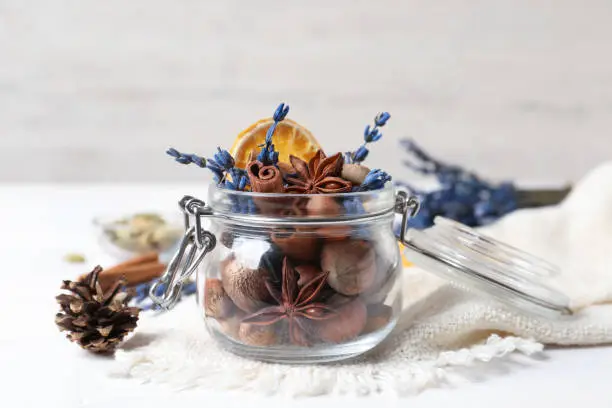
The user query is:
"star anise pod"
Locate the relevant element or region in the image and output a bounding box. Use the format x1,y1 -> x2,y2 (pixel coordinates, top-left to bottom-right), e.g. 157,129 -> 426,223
241,257 -> 335,346
285,150 -> 353,194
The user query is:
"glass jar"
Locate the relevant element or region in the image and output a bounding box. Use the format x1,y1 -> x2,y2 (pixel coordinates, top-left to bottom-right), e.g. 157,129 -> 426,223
151,187 -> 571,364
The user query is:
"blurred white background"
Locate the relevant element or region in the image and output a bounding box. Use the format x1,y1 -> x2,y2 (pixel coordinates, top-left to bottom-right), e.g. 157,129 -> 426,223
1,0 -> 610,184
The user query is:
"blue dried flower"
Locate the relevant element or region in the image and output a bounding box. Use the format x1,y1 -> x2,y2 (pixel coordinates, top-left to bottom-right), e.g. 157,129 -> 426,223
258,102 -> 289,166
374,112 -> 391,127
398,139 -> 519,229
166,148 -> 207,168
346,111 -> 390,164
357,169 -> 392,191
343,196 -> 366,215
214,147 -> 235,170
131,279 -> 198,312
166,147 -> 249,191
364,126 -> 382,143
352,145 -> 369,163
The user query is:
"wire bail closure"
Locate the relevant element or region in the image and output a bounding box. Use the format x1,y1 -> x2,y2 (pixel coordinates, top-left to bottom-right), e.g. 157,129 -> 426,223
149,196 -> 217,310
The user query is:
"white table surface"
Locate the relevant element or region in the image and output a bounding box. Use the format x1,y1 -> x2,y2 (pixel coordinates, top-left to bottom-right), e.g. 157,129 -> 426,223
2,183 -> 611,407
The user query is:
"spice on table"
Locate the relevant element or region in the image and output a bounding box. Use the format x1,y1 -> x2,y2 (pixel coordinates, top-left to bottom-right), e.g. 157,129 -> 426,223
63,253 -> 86,263
78,252 -> 166,292
55,266 -> 140,353
101,212 -> 182,254
321,240 -> 376,295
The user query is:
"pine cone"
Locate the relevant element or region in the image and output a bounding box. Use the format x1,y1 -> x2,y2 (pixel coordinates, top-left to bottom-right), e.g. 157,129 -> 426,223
55,266 -> 140,353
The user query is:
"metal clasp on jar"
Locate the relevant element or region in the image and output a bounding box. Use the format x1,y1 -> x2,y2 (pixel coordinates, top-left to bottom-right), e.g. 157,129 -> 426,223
149,196 -> 217,310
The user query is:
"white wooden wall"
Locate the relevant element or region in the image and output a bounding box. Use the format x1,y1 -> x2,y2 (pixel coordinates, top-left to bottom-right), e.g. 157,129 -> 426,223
1,0 -> 611,183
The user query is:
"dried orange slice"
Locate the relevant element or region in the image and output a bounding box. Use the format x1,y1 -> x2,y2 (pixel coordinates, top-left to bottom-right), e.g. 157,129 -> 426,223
229,118 -> 322,170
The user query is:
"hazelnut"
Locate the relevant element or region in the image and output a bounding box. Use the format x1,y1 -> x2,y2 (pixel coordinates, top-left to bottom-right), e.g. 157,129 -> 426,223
362,254 -> 401,304
218,310 -> 245,340
305,195 -> 342,216
271,229 -> 320,262
341,163 -> 370,185
321,240 -> 376,295
294,264 -> 321,286
221,254 -> 271,313
239,322 -> 278,346
362,304 -> 393,334
204,278 -> 234,319
317,299 -> 367,343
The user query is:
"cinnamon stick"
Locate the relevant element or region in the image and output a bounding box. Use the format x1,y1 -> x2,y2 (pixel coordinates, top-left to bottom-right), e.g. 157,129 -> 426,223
77,252 -> 166,291
247,160 -> 284,193
105,252 -> 159,271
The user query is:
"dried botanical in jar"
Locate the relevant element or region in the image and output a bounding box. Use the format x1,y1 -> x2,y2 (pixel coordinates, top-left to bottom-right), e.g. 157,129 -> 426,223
362,304 -> 393,334
321,240 -> 376,295
204,278 -> 234,319
221,254 -> 272,313
238,322 -> 279,346
316,298 -> 367,343
271,228 -> 321,263
241,257 -> 335,346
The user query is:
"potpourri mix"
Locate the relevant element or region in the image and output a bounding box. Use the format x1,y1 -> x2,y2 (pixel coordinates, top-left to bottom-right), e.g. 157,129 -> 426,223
166,104 -> 399,348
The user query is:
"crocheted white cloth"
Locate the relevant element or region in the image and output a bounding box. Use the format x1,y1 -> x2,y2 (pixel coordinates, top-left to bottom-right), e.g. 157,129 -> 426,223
111,162 -> 612,396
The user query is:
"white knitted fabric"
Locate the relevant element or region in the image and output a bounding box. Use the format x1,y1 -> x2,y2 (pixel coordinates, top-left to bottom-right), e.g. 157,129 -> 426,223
111,162 -> 612,396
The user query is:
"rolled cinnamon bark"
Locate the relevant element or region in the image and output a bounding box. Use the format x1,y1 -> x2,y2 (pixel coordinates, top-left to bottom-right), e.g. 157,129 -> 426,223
247,161 -> 284,193
77,252 -> 166,291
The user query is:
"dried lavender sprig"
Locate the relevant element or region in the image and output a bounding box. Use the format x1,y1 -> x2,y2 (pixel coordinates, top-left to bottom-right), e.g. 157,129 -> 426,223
345,112 -> 391,164
400,139 -> 479,185
132,279 -> 196,311
166,146 -> 249,190
166,148 -> 207,168
212,147 -> 250,190
398,138 -> 518,228
166,147 -> 223,182
257,102 -> 289,166
356,169 -> 392,191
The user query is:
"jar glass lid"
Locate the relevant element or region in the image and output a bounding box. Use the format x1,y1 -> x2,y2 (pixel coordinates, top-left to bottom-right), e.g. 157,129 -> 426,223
400,214 -> 572,318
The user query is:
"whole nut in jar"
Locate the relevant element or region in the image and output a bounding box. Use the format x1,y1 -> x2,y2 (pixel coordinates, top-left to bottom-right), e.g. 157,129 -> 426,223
221,254 -> 272,313
362,304 -> 393,334
316,298 -> 367,343
218,310 -> 245,341
294,264 -> 322,286
271,229 -> 320,262
341,163 -> 370,185
305,195 -> 342,216
204,278 -> 234,319
362,254 -> 399,305
321,240 -> 376,295
306,195 -> 351,240
238,322 -> 278,346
